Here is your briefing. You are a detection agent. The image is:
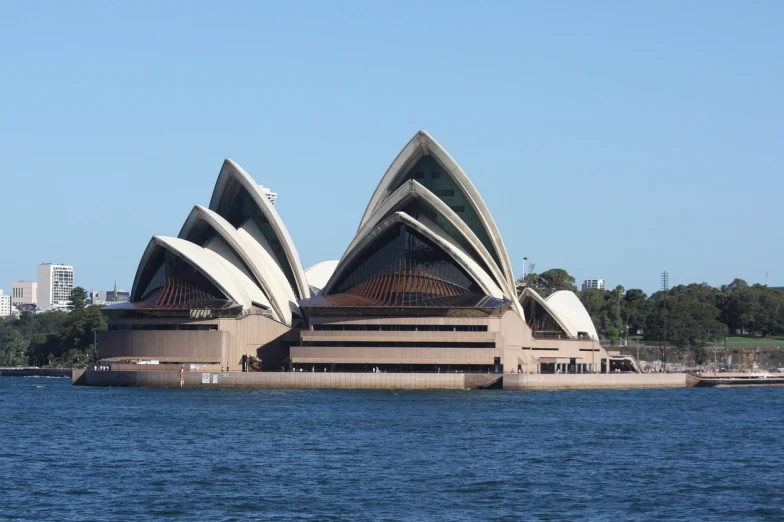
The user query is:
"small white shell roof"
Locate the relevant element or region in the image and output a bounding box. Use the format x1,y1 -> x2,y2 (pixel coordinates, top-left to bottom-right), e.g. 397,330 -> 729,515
545,290 -> 599,340
305,260 -> 339,295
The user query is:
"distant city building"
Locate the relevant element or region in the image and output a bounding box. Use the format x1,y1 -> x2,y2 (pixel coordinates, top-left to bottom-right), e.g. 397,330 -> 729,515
0,290 -> 11,318
11,281 -> 37,306
37,263 -> 74,310
260,185 -> 277,206
582,278 -> 605,291
90,288 -> 130,306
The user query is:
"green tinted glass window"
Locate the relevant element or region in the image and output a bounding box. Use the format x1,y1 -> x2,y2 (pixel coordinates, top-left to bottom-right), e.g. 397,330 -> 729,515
391,155 -> 502,269
330,223 -> 482,302
215,179 -> 299,297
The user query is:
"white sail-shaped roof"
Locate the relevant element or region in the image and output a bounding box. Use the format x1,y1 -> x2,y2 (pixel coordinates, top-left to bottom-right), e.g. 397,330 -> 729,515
202,238 -> 272,311
545,290 -> 599,340
322,212 -> 504,299
131,236 -> 252,310
351,179 -> 518,305
178,205 -> 290,323
236,219 -> 299,325
358,131 -> 516,293
209,159 -> 310,301
519,287 -> 588,339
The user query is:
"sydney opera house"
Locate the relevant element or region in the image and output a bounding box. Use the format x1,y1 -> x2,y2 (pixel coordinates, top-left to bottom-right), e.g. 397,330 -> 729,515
99,131 -> 636,375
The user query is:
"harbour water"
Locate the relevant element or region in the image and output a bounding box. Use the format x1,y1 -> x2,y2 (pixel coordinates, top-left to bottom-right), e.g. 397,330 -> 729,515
1,377 -> 782,521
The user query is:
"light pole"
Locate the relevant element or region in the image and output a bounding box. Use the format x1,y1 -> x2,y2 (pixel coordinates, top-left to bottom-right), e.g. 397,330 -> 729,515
625,311 -> 630,347
636,335 -> 640,370
661,271 -> 669,371
714,342 -> 718,377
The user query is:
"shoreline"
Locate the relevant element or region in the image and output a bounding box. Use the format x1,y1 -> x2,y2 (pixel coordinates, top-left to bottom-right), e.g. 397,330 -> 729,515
71,369 -> 710,390
1,368 -> 72,378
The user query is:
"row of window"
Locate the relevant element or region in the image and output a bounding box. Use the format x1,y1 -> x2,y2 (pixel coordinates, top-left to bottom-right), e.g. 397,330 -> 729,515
395,155 -> 503,269
301,341 -> 495,348
108,324 -> 218,331
413,171 -> 441,180
330,222 -> 480,303
313,324 -> 488,332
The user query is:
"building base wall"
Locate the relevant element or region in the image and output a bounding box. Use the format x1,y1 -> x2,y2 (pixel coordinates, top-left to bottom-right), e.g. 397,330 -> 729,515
72,370 -> 687,390
503,373 -> 691,390
72,369 -> 496,390
97,314 -> 295,370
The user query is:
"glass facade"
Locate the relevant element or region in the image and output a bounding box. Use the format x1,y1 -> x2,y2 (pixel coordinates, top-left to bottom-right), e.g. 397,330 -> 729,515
389,155 -> 502,270
379,197 -> 502,290
313,324 -> 488,332
214,178 -> 300,298
327,222 -> 482,306
301,340 -> 495,348
521,296 -> 568,338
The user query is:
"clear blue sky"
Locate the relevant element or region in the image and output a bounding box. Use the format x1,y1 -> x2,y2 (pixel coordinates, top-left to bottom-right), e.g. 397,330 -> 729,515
1,1 -> 782,296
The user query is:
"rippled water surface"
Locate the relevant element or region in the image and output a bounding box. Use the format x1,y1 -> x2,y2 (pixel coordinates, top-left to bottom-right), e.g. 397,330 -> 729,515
1,378 -> 782,521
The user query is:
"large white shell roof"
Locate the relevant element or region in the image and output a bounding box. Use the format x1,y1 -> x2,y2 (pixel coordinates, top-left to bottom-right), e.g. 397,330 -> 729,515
129,160 -> 308,326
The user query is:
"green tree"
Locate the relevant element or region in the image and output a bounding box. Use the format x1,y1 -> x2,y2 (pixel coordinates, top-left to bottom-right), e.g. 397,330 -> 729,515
28,333 -> 58,367
579,288 -> 605,330
67,287 -> 89,311
54,305 -> 107,357
694,346 -> 710,365
667,298 -> 727,349
622,288 -> 649,334
0,329 -> 29,366
605,326 -> 620,346
600,286 -> 624,333
528,268 -> 577,298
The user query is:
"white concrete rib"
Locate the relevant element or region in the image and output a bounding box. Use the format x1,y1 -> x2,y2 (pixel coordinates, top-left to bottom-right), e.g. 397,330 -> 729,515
131,236 -> 252,310
322,212 -> 504,299
209,159 -> 310,300
358,130 -> 517,295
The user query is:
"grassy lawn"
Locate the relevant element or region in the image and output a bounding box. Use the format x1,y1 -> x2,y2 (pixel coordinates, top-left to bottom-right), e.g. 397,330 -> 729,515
722,336 -> 784,347
625,335 -> 784,348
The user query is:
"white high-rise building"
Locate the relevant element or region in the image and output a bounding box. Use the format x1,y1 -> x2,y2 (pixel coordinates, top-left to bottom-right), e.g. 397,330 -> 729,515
0,291 -> 11,317
37,263 -> 74,310
582,278 -> 605,291
259,185 -> 277,206
11,281 -> 37,306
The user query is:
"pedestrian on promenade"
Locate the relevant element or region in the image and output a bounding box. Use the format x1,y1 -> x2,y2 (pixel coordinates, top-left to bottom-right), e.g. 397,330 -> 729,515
178,365 -> 184,387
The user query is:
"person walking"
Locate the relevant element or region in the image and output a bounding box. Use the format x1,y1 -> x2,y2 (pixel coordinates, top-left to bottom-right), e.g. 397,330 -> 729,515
178,365 -> 184,388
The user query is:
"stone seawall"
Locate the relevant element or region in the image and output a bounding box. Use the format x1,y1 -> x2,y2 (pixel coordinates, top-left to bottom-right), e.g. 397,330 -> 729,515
72,369 -> 494,390
72,370 -> 693,390
503,373 -> 692,390
2,368 -> 72,378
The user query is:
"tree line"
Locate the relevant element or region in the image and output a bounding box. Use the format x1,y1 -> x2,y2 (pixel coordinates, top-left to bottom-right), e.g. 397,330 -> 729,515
0,287 -> 106,367
519,268 -> 784,363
